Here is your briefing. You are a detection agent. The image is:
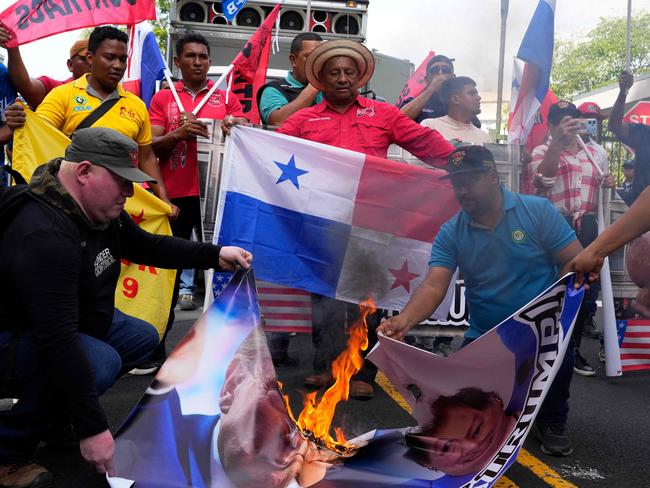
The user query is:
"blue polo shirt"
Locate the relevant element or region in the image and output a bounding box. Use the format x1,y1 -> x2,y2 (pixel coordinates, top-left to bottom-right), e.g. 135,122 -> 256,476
430,188 -> 576,339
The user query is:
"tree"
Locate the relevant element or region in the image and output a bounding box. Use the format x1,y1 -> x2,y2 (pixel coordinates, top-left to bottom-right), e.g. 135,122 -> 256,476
551,12 -> 650,99
152,0 -> 171,58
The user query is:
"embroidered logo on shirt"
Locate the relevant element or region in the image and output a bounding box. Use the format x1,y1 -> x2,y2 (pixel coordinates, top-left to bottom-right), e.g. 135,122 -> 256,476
511,229 -> 527,244
94,248 -> 116,277
207,93 -> 223,108
75,95 -> 86,105
356,105 -> 375,118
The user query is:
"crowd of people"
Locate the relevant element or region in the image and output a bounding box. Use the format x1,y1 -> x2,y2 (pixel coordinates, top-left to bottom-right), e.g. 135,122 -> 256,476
0,23 -> 648,488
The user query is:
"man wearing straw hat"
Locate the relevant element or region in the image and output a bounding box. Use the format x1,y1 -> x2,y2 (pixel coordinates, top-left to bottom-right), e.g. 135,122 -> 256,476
277,39 -> 455,399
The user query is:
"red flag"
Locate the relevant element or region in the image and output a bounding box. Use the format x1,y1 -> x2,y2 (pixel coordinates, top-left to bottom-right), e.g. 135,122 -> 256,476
229,2 -> 280,124
0,0 -> 155,47
395,51 -> 435,106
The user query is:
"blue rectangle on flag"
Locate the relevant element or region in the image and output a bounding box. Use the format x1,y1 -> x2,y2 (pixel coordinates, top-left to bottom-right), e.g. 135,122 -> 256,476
222,0 -> 248,22
218,192 -> 351,297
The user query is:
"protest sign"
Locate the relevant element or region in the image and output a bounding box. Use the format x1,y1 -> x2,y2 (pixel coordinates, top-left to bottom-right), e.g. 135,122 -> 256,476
0,0 -> 155,47
109,271 -> 583,487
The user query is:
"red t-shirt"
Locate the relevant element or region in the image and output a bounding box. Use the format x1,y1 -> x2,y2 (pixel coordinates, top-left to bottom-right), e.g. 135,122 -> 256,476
37,76 -> 72,96
277,95 -> 454,167
149,80 -> 246,199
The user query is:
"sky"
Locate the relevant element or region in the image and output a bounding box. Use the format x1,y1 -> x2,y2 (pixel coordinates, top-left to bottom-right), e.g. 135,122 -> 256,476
0,0 -> 647,93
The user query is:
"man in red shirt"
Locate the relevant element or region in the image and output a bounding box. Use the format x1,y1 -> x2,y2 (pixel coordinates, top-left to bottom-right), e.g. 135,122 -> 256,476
277,40 -> 455,398
146,32 -> 247,365
0,26 -> 90,108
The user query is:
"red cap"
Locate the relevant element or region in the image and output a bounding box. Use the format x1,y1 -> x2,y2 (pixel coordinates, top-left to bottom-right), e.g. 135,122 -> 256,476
578,101 -> 605,120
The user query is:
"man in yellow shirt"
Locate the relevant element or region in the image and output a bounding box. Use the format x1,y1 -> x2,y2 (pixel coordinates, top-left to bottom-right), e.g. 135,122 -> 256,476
5,26 -> 176,216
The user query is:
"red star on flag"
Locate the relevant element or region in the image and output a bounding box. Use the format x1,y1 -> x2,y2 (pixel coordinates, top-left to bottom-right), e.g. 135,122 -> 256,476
389,259 -> 420,293
130,209 -> 146,225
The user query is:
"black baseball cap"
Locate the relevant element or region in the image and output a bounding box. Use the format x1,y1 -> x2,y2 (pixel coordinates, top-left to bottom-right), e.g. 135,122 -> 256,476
442,145 -> 496,179
65,127 -> 156,183
548,100 -> 581,125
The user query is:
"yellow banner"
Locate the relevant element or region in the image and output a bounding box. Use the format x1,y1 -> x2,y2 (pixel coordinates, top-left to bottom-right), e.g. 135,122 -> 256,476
13,109 -> 175,338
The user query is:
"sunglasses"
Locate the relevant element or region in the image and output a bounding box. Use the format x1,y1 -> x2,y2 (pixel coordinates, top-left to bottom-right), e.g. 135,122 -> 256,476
428,65 -> 453,75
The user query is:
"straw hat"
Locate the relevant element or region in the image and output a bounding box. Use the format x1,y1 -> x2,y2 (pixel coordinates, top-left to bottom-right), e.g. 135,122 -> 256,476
305,40 -> 375,92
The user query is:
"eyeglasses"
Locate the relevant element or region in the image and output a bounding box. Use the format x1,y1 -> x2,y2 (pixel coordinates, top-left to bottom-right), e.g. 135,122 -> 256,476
428,65 -> 453,75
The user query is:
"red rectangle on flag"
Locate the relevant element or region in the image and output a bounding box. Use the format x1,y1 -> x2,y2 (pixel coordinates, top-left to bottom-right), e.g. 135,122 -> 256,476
352,155 -> 459,243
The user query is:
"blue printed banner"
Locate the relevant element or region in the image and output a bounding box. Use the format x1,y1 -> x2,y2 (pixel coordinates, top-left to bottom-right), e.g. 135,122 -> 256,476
222,0 -> 249,22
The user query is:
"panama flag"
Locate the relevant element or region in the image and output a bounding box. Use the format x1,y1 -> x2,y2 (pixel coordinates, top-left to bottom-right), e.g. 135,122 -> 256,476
508,0 -> 556,145
214,126 -> 460,312
123,21 -> 166,108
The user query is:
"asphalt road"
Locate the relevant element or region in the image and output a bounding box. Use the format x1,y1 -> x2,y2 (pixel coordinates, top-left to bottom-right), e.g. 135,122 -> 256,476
35,307 -> 650,488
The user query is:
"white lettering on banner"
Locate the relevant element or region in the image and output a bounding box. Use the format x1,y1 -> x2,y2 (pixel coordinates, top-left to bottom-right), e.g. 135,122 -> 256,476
385,279 -> 468,327
94,248 -> 116,277
461,284 -> 567,488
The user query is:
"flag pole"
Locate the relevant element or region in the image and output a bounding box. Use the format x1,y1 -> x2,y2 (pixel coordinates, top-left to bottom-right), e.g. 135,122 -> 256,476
626,0 -> 632,70
576,135 -> 623,377
495,0 -> 509,140
192,64 -> 235,115
162,65 -> 186,113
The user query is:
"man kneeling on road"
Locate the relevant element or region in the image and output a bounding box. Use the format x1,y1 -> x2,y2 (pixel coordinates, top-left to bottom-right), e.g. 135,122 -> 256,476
0,127 -> 252,488
378,146 -> 583,458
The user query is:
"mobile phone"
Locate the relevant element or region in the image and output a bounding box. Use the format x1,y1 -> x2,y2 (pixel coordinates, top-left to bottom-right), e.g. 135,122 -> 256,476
578,118 -> 598,136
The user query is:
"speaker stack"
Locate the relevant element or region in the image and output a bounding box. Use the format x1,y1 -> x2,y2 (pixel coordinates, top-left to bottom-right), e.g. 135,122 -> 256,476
332,12 -> 361,35
279,9 -> 305,32
233,5 -> 266,28
178,0 -> 208,23
209,2 -> 228,25
309,10 -> 330,33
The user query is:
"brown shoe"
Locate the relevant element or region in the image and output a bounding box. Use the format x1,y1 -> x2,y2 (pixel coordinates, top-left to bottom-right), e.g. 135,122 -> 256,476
0,463 -> 55,488
304,373 -> 332,389
349,380 -> 374,399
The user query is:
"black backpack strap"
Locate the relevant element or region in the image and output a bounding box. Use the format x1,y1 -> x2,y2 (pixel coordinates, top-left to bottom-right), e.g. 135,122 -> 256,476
74,97 -> 120,132
1,165 -> 27,185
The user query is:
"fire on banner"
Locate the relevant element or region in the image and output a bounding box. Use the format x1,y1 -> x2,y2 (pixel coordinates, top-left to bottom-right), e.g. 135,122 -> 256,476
109,271 -> 584,487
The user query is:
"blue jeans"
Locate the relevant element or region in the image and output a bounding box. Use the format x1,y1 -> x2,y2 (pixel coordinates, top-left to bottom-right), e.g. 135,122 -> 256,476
0,308 -> 158,463
461,335 -> 575,426
179,268 -> 196,296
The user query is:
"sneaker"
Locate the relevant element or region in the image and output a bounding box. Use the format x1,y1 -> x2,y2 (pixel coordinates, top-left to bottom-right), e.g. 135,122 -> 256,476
179,294 -> 197,311
598,345 -> 606,363
349,380 -> 374,400
533,423 -> 573,457
433,342 -> 455,357
304,373 -> 332,389
129,359 -> 162,376
573,350 -> 596,376
0,463 -> 55,488
582,317 -> 600,339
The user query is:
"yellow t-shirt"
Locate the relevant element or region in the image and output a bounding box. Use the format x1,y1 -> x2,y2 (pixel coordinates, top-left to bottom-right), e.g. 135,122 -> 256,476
36,74 -> 152,146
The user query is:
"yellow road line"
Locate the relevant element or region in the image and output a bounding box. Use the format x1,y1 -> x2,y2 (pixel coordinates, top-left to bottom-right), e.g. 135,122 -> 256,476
375,371 -> 577,488
517,450 -> 578,488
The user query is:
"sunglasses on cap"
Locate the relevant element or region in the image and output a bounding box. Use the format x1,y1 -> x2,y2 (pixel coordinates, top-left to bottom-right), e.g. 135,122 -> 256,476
428,65 -> 453,75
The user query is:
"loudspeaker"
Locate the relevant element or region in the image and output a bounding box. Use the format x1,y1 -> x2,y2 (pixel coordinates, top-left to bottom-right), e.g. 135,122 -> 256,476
279,9 -> 305,31
209,2 -> 228,24
309,10 -> 330,33
233,6 -> 265,28
332,12 -> 361,35
178,0 -> 208,23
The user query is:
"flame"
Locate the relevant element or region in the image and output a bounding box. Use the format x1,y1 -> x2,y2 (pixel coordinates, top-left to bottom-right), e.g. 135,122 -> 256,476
284,298 -> 376,453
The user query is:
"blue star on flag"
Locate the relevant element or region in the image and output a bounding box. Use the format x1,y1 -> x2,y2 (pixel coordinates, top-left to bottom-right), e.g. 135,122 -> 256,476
274,155 -> 308,189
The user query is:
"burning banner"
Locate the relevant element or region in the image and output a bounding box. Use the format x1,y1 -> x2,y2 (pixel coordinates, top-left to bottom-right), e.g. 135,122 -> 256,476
108,271 -> 582,487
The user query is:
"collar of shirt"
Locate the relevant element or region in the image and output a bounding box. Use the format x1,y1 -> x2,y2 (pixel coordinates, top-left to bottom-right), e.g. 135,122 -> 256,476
175,79 -> 214,98
285,71 -> 306,89
74,73 -> 124,101
314,94 -> 369,114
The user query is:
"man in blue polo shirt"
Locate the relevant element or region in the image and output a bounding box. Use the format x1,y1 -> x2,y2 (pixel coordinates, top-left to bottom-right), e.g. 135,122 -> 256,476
379,145 -> 583,457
